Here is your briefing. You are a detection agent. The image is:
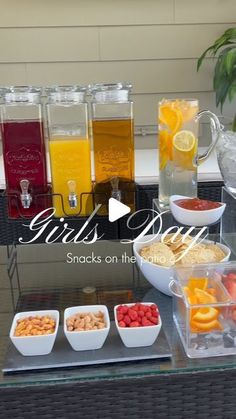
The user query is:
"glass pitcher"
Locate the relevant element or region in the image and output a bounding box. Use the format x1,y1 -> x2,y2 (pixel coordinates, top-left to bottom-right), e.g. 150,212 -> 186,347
216,128 -> 236,197
158,99 -> 222,208
90,82 -> 135,214
0,86 -> 50,218
46,85 -> 93,217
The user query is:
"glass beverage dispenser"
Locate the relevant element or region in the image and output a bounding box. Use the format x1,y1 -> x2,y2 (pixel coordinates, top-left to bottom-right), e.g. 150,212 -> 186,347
0,86 -> 49,218
46,86 -> 93,217
90,82 -> 135,214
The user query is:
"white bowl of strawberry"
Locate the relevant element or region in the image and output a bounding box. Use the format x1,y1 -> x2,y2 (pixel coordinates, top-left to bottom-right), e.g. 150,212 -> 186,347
114,302 -> 162,348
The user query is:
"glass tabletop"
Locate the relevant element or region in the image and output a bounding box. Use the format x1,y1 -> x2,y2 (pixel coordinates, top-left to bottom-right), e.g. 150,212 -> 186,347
0,233 -> 236,387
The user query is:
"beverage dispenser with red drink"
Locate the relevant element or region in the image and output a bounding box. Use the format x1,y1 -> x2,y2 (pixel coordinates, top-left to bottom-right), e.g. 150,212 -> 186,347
0,86 -> 50,218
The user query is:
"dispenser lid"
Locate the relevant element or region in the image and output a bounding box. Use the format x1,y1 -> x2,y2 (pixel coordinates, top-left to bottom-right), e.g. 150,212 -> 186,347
89,82 -> 132,103
1,86 -> 42,104
45,85 -> 86,103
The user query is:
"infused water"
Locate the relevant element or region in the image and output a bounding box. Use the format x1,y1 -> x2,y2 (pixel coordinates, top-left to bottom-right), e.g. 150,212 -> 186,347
158,99 -> 199,208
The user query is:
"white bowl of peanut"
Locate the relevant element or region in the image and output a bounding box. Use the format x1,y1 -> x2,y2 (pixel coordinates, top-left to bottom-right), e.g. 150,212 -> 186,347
64,305 -> 110,351
9,310 -> 59,356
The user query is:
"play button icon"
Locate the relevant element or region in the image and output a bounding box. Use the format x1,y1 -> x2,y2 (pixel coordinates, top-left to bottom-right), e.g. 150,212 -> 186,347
108,198 -> 131,222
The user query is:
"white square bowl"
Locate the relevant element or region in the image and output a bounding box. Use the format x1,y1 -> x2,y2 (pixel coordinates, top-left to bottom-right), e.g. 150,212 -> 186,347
64,305 -> 110,351
114,303 -> 162,348
9,310 -> 59,356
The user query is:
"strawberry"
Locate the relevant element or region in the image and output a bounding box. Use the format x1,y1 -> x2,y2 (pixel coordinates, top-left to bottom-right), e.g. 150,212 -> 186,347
120,305 -> 129,314
118,321 -> 126,327
130,321 -> 140,327
225,280 -> 236,300
132,304 -> 141,312
128,309 -> 138,321
142,319 -> 153,326
138,310 -> 145,318
151,304 -> 157,310
146,311 -> 152,319
117,313 -> 124,321
123,315 -> 131,325
151,311 -> 158,318
227,273 -> 236,281
150,316 -> 158,325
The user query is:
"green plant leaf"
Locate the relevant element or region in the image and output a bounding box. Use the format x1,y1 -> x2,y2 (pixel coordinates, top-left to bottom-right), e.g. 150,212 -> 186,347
197,27 -> 236,69
215,73 -> 231,110
225,48 -> 236,76
198,26 -> 236,111
228,79 -> 236,102
197,46 -> 215,70
224,28 -> 236,40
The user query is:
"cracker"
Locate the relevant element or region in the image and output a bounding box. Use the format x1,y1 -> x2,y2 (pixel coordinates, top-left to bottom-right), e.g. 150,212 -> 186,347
140,242 -> 175,267
207,244 -> 226,262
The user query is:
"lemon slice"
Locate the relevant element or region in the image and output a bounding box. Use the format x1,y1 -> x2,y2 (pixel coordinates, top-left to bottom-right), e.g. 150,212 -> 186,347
173,130 -> 196,152
173,130 -> 197,170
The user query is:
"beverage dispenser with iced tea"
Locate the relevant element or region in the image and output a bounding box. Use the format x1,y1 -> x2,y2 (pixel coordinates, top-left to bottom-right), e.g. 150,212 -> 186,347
46,86 -> 93,217
0,86 -> 49,218
90,82 -> 135,214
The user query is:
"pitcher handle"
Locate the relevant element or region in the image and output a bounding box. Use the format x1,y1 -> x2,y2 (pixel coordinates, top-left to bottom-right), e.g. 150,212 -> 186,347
169,279 -> 183,298
196,110 -> 223,165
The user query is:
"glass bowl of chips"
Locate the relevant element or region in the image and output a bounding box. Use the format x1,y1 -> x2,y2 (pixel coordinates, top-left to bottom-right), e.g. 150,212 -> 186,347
133,234 -> 230,296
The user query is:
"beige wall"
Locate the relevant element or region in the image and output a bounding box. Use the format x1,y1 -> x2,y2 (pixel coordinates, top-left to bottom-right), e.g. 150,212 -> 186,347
0,0 -> 235,145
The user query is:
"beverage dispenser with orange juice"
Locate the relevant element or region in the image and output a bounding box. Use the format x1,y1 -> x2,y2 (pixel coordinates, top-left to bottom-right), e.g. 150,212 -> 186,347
46,86 -> 93,217
90,82 -> 135,214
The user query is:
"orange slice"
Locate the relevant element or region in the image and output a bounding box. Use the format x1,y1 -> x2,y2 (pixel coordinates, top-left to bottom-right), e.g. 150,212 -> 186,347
207,288 -> 217,296
191,319 -> 223,333
183,286 -> 194,298
159,104 -> 183,134
188,295 -> 199,305
192,307 -> 219,323
159,130 -> 172,170
172,100 -> 199,123
187,277 -> 208,293
194,288 -> 217,304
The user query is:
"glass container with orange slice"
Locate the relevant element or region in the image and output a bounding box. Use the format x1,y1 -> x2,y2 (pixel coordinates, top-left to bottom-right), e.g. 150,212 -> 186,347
170,263 -> 236,358
158,99 -> 222,208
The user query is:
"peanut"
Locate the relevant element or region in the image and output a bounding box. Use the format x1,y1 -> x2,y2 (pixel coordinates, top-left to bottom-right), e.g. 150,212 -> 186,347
66,311 -> 106,332
14,315 -> 56,337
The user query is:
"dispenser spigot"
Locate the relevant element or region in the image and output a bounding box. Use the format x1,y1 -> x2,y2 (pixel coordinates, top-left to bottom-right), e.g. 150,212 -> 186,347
110,176 -> 122,201
67,180 -> 78,208
20,179 -> 32,209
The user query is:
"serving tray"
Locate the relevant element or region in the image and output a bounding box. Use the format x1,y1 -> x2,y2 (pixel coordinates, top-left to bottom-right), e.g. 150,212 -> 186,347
3,322 -> 171,373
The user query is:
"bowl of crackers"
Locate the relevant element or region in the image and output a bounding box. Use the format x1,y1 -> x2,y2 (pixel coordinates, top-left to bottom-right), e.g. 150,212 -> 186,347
133,234 -> 230,296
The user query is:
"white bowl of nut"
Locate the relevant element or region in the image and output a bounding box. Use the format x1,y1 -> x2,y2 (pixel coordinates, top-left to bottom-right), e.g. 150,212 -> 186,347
9,310 -> 59,356
64,305 -> 110,351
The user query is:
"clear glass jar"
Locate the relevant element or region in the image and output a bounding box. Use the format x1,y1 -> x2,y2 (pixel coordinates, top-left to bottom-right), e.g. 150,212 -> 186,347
0,86 -> 50,218
89,82 -> 135,213
158,99 -> 222,208
46,85 -> 93,217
